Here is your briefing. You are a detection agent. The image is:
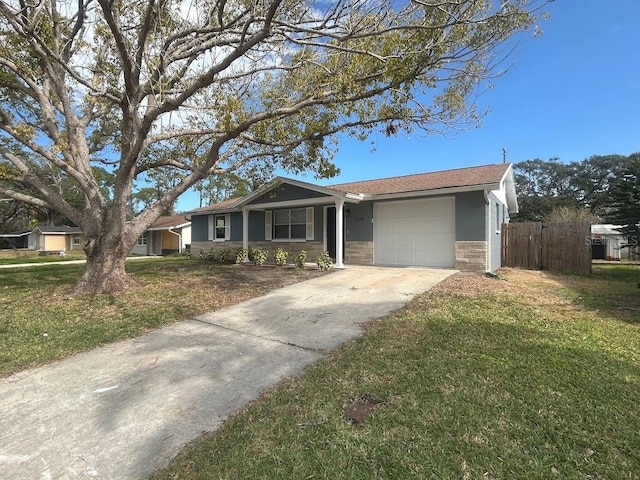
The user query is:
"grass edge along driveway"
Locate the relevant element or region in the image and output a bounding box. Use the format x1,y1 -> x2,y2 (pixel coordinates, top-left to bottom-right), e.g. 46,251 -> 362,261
149,264 -> 640,480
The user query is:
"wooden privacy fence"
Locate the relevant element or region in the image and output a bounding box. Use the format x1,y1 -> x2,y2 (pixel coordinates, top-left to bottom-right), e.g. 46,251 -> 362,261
502,221 -> 592,275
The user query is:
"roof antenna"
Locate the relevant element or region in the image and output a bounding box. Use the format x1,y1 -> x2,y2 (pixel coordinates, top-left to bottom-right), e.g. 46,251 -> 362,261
502,147 -> 507,164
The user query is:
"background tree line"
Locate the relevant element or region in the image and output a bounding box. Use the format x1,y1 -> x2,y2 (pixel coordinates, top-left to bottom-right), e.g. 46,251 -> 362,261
512,152 -> 640,238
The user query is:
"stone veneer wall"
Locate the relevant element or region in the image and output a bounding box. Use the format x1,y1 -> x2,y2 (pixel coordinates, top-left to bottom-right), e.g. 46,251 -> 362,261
345,241 -> 373,265
455,241 -> 488,272
191,241 -> 324,263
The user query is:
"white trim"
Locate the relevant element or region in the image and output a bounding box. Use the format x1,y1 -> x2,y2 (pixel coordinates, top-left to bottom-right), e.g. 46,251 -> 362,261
335,199 -> 345,268
264,210 -> 272,240
242,208 -> 249,259
208,215 -> 214,241
224,213 -> 231,240
270,239 -> 307,243
485,190 -> 491,271
147,222 -> 191,231
369,184 -> 501,201
306,207 -> 314,240
246,196 -> 342,210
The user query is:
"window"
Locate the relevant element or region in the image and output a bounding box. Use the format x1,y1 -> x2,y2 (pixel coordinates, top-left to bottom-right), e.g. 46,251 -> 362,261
266,207 -> 313,241
496,203 -> 500,230
137,234 -> 148,246
208,214 -> 230,241
72,236 -> 80,245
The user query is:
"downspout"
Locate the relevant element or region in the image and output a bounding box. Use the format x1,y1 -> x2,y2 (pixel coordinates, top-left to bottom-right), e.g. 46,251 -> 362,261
167,227 -> 182,254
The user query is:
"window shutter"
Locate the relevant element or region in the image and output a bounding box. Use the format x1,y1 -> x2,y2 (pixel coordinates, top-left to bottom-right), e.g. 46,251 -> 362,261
306,207 -> 314,240
208,215 -> 214,241
224,214 -> 231,240
265,210 -> 272,240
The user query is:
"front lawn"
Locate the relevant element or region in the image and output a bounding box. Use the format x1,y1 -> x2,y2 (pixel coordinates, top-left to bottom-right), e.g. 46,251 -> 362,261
149,264 -> 640,480
0,257 -> 326,377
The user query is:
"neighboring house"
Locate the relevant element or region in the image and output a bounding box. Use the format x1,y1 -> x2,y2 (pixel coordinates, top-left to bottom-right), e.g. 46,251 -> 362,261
32,225 -> 83,252
590,224 -> 639,261
188,163 -> 518,272
0,230 -> 33,249
131,215 -> 192,256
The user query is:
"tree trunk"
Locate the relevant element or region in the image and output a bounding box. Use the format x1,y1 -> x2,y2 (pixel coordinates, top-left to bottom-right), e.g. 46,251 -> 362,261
70,235 -> 136,296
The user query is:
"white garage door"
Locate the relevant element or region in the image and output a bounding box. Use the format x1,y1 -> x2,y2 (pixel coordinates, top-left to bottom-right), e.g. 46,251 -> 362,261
374,197 -> 455,268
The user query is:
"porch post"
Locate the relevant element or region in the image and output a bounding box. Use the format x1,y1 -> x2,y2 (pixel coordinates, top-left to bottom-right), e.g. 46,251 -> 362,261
242,208 -> 250,262
335,199 -> 345,268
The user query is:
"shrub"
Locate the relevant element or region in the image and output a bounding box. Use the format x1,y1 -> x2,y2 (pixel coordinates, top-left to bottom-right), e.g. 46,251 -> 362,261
295,250 -> 307,269
274,247 -> 288,266
235,247 -> 248,264
217,248 -> 231,264
316,251 -> 334,270
251,246 -> 268,266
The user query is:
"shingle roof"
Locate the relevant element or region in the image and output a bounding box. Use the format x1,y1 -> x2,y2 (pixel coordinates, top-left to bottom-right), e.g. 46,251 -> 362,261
36,225 -> 82,234
190,164 -> 513,213
149,215 -> 191,229
327,164 -> 510,195
186,197 -> 241,213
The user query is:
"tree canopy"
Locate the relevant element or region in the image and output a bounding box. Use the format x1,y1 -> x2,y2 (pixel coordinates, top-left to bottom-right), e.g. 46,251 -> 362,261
607,153 -> 640,239
0,0 -> 548,294
512,154 -> 633,223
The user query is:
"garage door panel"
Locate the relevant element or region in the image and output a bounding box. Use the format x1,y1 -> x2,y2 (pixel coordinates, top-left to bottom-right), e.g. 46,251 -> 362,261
395,217 -> 412,231
413,235 -> 430,249
377,250 -> 398,264
376,233 -> 396,249
396,235 -> 413,249
374,197 -> 455,268
395,250 -> 413,265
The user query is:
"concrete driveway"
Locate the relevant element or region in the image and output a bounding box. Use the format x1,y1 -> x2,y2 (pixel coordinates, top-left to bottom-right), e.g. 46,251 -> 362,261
0,266 -> 455,480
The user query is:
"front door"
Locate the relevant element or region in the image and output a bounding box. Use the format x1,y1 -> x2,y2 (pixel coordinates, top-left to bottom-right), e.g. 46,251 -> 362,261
325,207 -> 345,262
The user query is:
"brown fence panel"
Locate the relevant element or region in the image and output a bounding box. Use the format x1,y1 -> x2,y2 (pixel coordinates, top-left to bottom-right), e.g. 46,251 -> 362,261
541,221 -> 592,274
502,222 -> 542,269
502,221 -> 592,274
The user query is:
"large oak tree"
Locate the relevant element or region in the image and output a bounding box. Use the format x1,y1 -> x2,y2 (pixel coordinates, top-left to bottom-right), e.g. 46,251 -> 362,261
0,0 -> 547,294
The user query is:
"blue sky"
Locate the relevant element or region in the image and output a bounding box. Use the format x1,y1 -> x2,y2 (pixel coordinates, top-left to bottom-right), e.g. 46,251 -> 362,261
176,1 -> 640,211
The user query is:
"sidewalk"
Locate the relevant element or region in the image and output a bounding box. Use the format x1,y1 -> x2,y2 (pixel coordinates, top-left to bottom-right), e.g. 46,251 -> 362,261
0,266 -> 455,479
0,256 -> 162,269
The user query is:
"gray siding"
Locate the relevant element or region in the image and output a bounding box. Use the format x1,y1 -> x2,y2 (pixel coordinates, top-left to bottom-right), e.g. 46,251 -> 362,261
248,183 -> 330,204
455,191 -> 485,241
230,211 -> 243,241
248,210 -> 265,241
345,201 -> 373,242
191,214 -> 209,242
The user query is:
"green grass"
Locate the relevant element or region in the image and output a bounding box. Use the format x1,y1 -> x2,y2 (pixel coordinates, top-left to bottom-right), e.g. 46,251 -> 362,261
0,257 -> 324,377
0,251 -> 87,264
149,264 -> 640,480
